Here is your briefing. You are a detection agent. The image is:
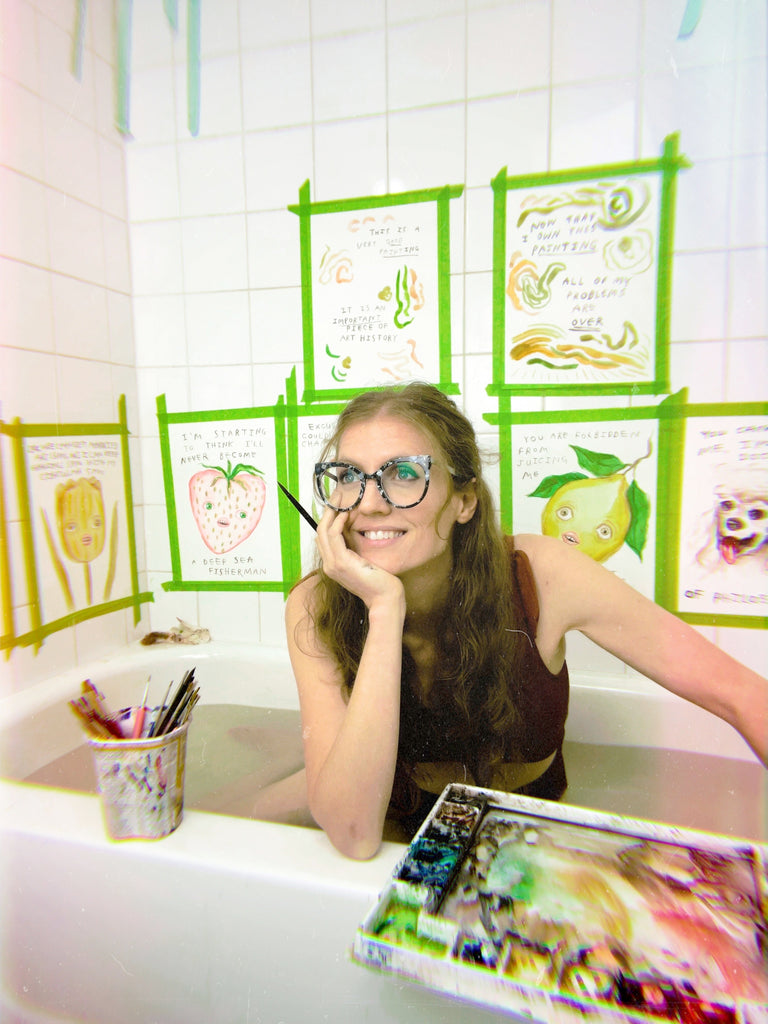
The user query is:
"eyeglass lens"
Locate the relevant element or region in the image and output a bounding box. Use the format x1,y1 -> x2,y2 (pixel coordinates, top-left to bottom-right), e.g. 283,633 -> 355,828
317,458 -> 429,510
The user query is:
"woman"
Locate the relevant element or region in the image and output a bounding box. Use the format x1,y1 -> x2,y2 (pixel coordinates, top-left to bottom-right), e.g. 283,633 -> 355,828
285,382 -> 767,859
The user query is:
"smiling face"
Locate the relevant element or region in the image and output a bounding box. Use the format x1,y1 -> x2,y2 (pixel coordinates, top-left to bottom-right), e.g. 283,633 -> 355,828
335,414 -> 476,582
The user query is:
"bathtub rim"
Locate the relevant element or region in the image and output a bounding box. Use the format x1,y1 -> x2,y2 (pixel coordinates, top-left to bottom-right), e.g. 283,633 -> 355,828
0,639 -> 760,779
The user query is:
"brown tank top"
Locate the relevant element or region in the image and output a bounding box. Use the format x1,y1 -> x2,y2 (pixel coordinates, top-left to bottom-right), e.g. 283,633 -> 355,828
389,536 -> 569,831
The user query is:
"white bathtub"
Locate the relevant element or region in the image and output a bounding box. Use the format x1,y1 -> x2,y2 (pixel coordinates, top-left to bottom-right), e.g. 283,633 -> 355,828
1,641 -> 764,1024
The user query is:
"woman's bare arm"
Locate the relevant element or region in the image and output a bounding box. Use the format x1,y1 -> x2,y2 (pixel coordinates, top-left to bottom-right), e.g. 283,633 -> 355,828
285,508 -> 407,859
518,533 -> 768,766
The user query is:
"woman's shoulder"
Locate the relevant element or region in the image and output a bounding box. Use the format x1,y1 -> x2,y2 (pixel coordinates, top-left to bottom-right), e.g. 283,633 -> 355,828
510,532 -> 606,590
285,570 -> 320,620
509,532 -> 563,563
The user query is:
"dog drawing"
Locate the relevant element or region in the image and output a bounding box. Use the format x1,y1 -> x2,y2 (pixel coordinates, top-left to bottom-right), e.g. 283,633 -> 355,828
694,480 -> 768,572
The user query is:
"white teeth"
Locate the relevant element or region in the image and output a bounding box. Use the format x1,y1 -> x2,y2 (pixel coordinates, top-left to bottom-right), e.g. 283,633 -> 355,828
363,530 -> 403,540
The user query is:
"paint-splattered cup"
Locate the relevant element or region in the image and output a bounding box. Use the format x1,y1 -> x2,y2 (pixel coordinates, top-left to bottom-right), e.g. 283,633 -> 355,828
87,713 -> 189,840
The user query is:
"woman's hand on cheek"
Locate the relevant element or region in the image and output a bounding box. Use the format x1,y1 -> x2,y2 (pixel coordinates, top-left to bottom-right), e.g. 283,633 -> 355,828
317,506 -> 404,609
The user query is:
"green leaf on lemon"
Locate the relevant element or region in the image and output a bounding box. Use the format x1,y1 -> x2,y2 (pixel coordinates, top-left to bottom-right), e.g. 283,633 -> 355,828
570,445 -> 626,478
625,480 -> 650,559
527,472 -> 588,499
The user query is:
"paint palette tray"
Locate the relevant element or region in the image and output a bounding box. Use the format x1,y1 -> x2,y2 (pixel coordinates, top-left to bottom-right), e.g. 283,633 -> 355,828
352,785 -> 768,1022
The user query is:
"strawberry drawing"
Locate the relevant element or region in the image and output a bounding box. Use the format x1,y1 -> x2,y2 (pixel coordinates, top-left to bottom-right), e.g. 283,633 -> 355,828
189,461 -> 266,554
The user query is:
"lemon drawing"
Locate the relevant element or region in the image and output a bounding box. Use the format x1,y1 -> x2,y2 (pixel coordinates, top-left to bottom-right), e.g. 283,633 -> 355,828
542,474 -> 631,562
529,443 -> 652,563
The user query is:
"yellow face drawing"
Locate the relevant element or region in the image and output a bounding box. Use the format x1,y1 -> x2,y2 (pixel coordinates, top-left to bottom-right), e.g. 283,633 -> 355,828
55,478 -> 106,562
541,474 -> 631,562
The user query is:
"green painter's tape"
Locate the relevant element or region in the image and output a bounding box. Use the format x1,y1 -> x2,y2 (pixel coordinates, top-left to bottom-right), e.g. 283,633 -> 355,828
678,0 -> 705,38
273,394 -> 301,594
1,594 -> 154,652
0,434 -> 15,651
490,167 -> 509,396
72,0 -> 87,80
296,181 -> 316,397
187,0 -> 201,136
655,390 -> 688,612
162,581 -> 286,593
115,0 -> 133,136
280,370 -> 303,596
288,184 -> 463,218
12,423 -> 42,650
164,0 -> 178,31
156,394 -> 183,583
118,395 -> 145,625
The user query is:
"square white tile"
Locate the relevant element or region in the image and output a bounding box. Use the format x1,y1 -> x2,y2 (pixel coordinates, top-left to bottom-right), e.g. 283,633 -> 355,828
552,0 -> 641,85
241,42 -> 313,132
670,251 -> 727,341
136,366 -> 190,436
725,338 -> 768,403
107,291 -> 136,366
551,79 -> 638,169
182,213 -> 249,292
129,66 -> 179,145
249,286 -> 304,365
466,92 -> 551,186
0,168 -> 49,268
311,0 -> 385,36
313,116 -> 388,199
668,339 -> 725,400
132,295 -> 187,366
51,275 -> 110,360
244,125 -> 314,211
175,54 -> 244,138
98,138 -> 128,221
0,0 -> 39,93
246,209 -> 302,289
0,77 -> 44,180
239,0 -> 311,49
102,213 -> 133,294
47,191 -> 106,286
641,65 -> 736,164
186,291 -> 251,365
0,257 -> 54,352
673,159 -> 730,252
312,31 -> 386,122
126,144 -> 181,222
55,354 -> 115,422
0,347 -> 59,421
728,248 -> 767,339
387,15 -> 466,111
188,363 -> 253,410
41,105 -> 100,205
729,154 -> 767,249
467,3 -> 551,97
463,271 -> 493,355
178,136 -> 246,217
387,104 -> 466,192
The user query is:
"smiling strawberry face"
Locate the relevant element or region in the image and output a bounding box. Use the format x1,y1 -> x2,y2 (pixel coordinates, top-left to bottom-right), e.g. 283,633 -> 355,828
189,461 -> 266,554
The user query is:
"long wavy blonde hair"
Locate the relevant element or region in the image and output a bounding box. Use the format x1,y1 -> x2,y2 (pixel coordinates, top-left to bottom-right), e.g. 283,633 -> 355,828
304,382 -> 527,777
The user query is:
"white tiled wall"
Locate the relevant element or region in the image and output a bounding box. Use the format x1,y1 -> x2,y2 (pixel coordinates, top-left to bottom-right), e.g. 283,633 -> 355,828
0,0 -> 150,693
1,0 -> 766,694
